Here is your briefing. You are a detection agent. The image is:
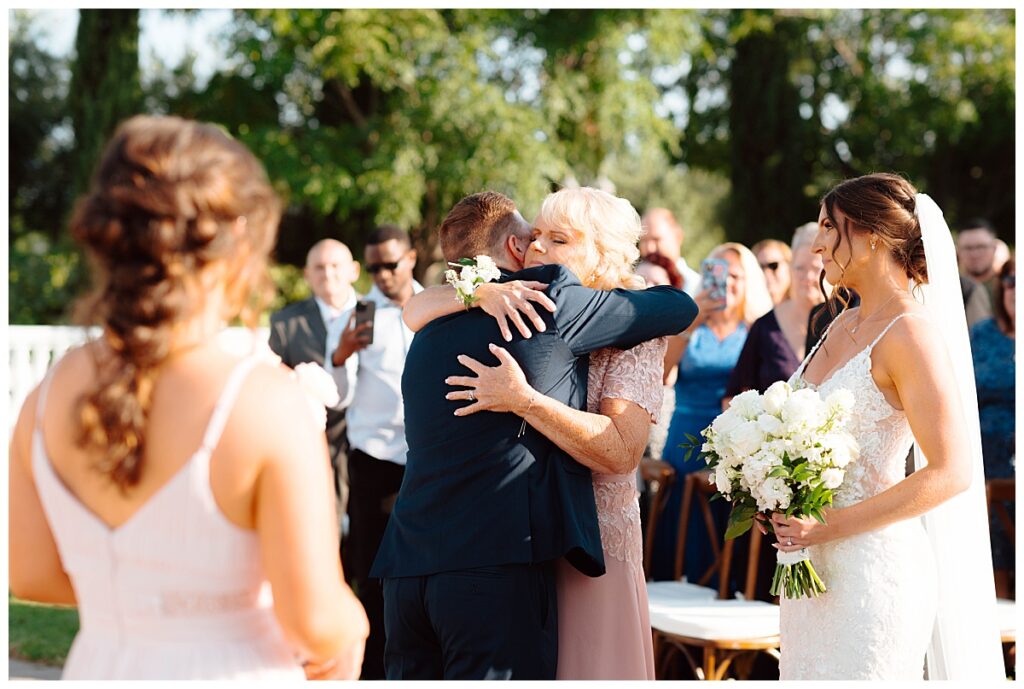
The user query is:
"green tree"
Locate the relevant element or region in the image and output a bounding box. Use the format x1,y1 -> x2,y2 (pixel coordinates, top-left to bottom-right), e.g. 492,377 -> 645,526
68,9 -> 142,196
672,8 -> 1015,242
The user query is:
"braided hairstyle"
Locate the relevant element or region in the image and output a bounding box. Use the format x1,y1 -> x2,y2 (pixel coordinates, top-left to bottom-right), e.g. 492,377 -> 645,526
70,115 -> 280,492
816,172 -> 928,324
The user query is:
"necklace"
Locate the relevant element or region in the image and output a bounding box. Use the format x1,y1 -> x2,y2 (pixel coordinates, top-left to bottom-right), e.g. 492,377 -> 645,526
846,292 -> 901,335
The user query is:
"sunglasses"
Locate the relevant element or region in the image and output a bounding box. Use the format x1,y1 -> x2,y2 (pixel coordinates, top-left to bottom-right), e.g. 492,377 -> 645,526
760,261 -> 781,272
366,261 -> 403,275
1002,275 -> 1015,289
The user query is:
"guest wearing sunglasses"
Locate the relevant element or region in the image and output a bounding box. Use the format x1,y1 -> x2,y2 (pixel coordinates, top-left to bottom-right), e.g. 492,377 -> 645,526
970,257 -> 1016,597
752,238 -> 793,306
325,224 -> 421,679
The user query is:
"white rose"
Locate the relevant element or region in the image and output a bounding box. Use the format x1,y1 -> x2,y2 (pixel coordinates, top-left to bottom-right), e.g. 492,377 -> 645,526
763,380 -> 791,415
756,476 -> 793,512
712,408 -> 744,437
825,432 -> 859,468
444,269 -> 459,285
741,452 -> 772,489
821,467 -> 845,489
714,464 -> 733,498
782,388 -> 826,429
826,388 -> 856,417
473,255 -> 502,282
454,278 -> 477,296
756,413 -> 784,437
730,389 -> 765,420
803,445 -> 826,466
730,420 -> 766,457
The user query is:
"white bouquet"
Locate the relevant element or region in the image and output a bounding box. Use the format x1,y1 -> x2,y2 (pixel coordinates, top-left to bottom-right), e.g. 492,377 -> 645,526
684,381 -> 859,599
445,255 -> 502,307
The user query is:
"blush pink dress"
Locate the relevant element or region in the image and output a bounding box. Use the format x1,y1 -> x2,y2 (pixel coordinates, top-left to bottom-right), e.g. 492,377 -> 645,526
30,357 -> 305,680
555,338 -> 667,680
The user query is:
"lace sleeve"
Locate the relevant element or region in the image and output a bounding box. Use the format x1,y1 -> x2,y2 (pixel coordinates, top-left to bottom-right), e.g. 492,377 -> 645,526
596,337 -> 668,423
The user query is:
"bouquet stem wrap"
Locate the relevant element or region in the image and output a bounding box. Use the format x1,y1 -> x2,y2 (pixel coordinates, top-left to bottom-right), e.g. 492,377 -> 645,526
771,546 -> 826,599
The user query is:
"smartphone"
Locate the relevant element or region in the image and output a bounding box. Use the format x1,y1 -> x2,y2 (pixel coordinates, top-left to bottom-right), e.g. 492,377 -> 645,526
354,300 -> 375,345
701,258 -> 729,310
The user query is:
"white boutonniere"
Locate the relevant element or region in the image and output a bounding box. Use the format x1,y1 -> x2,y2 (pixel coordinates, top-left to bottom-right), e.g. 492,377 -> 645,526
445,255 -> 502,308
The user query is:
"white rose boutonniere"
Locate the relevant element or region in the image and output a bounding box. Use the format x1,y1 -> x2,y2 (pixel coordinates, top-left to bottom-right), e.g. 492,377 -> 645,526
446,255 -> 501,308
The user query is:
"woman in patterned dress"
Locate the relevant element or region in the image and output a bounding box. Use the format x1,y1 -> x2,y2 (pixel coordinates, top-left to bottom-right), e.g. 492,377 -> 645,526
403,187 -> 681,678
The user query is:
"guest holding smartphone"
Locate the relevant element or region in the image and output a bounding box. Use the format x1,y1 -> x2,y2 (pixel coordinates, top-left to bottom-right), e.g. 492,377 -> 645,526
650,242 -> 773,582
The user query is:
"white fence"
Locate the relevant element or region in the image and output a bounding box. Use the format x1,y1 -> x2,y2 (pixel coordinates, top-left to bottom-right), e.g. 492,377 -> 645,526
8,326 -> 269,432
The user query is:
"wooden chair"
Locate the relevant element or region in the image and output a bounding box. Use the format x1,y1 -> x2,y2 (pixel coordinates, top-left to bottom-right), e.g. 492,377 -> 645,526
640,458 -> 677,580
649,472 -> 780,680
986,478 -> 1015,677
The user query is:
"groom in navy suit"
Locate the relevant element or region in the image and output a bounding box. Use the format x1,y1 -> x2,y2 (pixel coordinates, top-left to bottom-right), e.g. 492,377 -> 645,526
371,191 -> 697,679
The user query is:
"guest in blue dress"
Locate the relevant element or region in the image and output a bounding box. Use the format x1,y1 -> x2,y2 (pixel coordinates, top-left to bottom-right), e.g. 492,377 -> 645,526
651,242 -> 773,582
970,258 -> 1015,596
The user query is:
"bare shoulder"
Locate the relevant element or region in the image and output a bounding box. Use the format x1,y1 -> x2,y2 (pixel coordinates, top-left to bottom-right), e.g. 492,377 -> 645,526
873,306 -> 949,377
233,361 -> 315,428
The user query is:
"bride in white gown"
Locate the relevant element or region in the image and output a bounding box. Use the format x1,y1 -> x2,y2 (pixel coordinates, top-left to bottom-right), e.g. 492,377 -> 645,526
768,173 -> 1004,680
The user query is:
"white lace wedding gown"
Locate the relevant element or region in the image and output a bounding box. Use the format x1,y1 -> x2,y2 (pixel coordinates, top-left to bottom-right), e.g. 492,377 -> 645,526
779,313 -> 938,680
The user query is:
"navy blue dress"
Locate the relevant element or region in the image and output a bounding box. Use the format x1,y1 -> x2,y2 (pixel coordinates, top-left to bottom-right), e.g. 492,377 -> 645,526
724,309 -> 802,397
970,318 -> 1015,571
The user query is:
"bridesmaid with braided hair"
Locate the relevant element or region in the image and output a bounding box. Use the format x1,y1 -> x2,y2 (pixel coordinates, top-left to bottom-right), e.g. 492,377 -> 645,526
9,115 -> 368,679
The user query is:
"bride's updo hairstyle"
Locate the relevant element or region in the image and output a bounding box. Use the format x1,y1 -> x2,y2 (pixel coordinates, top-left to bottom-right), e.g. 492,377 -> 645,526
70,115 -> 280,491
819,172 -> 928,316
535,187 -> 645,290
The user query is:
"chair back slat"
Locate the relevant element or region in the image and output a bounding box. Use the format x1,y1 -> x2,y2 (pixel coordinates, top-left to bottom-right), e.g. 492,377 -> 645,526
672,472 -> 765,600
641,459 -> 677,579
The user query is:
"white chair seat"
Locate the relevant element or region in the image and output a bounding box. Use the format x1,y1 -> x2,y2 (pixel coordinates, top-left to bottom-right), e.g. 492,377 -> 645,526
647,580 -> 718,614
651,599 -> 780,641
996,598 -> 1016,638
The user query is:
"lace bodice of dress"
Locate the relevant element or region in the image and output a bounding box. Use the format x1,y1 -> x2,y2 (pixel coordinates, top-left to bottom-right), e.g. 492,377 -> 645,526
789,314 -> 920,508
586,338 -> 667,571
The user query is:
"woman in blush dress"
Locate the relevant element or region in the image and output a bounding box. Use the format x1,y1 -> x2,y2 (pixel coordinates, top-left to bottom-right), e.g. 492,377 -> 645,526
8,116 -> 368,680
403,187 -> 676,679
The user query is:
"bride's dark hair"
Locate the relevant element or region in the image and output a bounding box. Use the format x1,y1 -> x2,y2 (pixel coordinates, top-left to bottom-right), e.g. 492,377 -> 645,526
816,172 -> 928,328
70,115 -> 280,492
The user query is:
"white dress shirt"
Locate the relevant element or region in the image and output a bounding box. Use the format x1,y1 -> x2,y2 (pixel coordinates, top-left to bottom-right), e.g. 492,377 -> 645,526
324,281 -> 422,466
315,293 -> 358,409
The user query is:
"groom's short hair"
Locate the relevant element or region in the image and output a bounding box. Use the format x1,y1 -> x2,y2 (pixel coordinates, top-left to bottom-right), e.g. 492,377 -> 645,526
439,191 -> 524,262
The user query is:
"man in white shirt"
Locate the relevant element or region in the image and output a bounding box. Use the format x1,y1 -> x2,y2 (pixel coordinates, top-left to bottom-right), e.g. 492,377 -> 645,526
268,239 -> 360,539
641,207 -> 702,296
325,225 -> 421,680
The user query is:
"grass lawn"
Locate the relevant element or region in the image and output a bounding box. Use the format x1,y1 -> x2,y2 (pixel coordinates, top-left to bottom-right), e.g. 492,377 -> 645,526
8,593 -> 77,667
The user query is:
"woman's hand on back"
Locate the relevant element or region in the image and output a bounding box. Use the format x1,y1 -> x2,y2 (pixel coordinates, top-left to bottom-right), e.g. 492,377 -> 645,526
474,281 -> 556,342
445,343 -> 535,416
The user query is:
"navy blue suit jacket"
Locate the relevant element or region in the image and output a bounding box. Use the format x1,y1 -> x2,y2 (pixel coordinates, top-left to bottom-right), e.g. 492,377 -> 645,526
370,264 -> 698,580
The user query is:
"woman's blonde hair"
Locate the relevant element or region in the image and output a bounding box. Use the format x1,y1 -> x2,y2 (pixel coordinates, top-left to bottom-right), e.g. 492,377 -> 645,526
710,242 -> 774,325
535,187 -> 645,290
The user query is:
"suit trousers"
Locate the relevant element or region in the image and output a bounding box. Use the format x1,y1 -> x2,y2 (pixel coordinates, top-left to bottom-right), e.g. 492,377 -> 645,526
382,563 -> 558,680
345,449 -> 405,680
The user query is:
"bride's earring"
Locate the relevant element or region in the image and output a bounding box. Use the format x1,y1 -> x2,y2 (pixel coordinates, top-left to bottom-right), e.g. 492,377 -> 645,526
870,236 -> 878,252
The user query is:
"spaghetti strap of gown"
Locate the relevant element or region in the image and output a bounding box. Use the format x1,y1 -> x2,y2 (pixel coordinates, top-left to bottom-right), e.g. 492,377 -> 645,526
30,355 -> 305,680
